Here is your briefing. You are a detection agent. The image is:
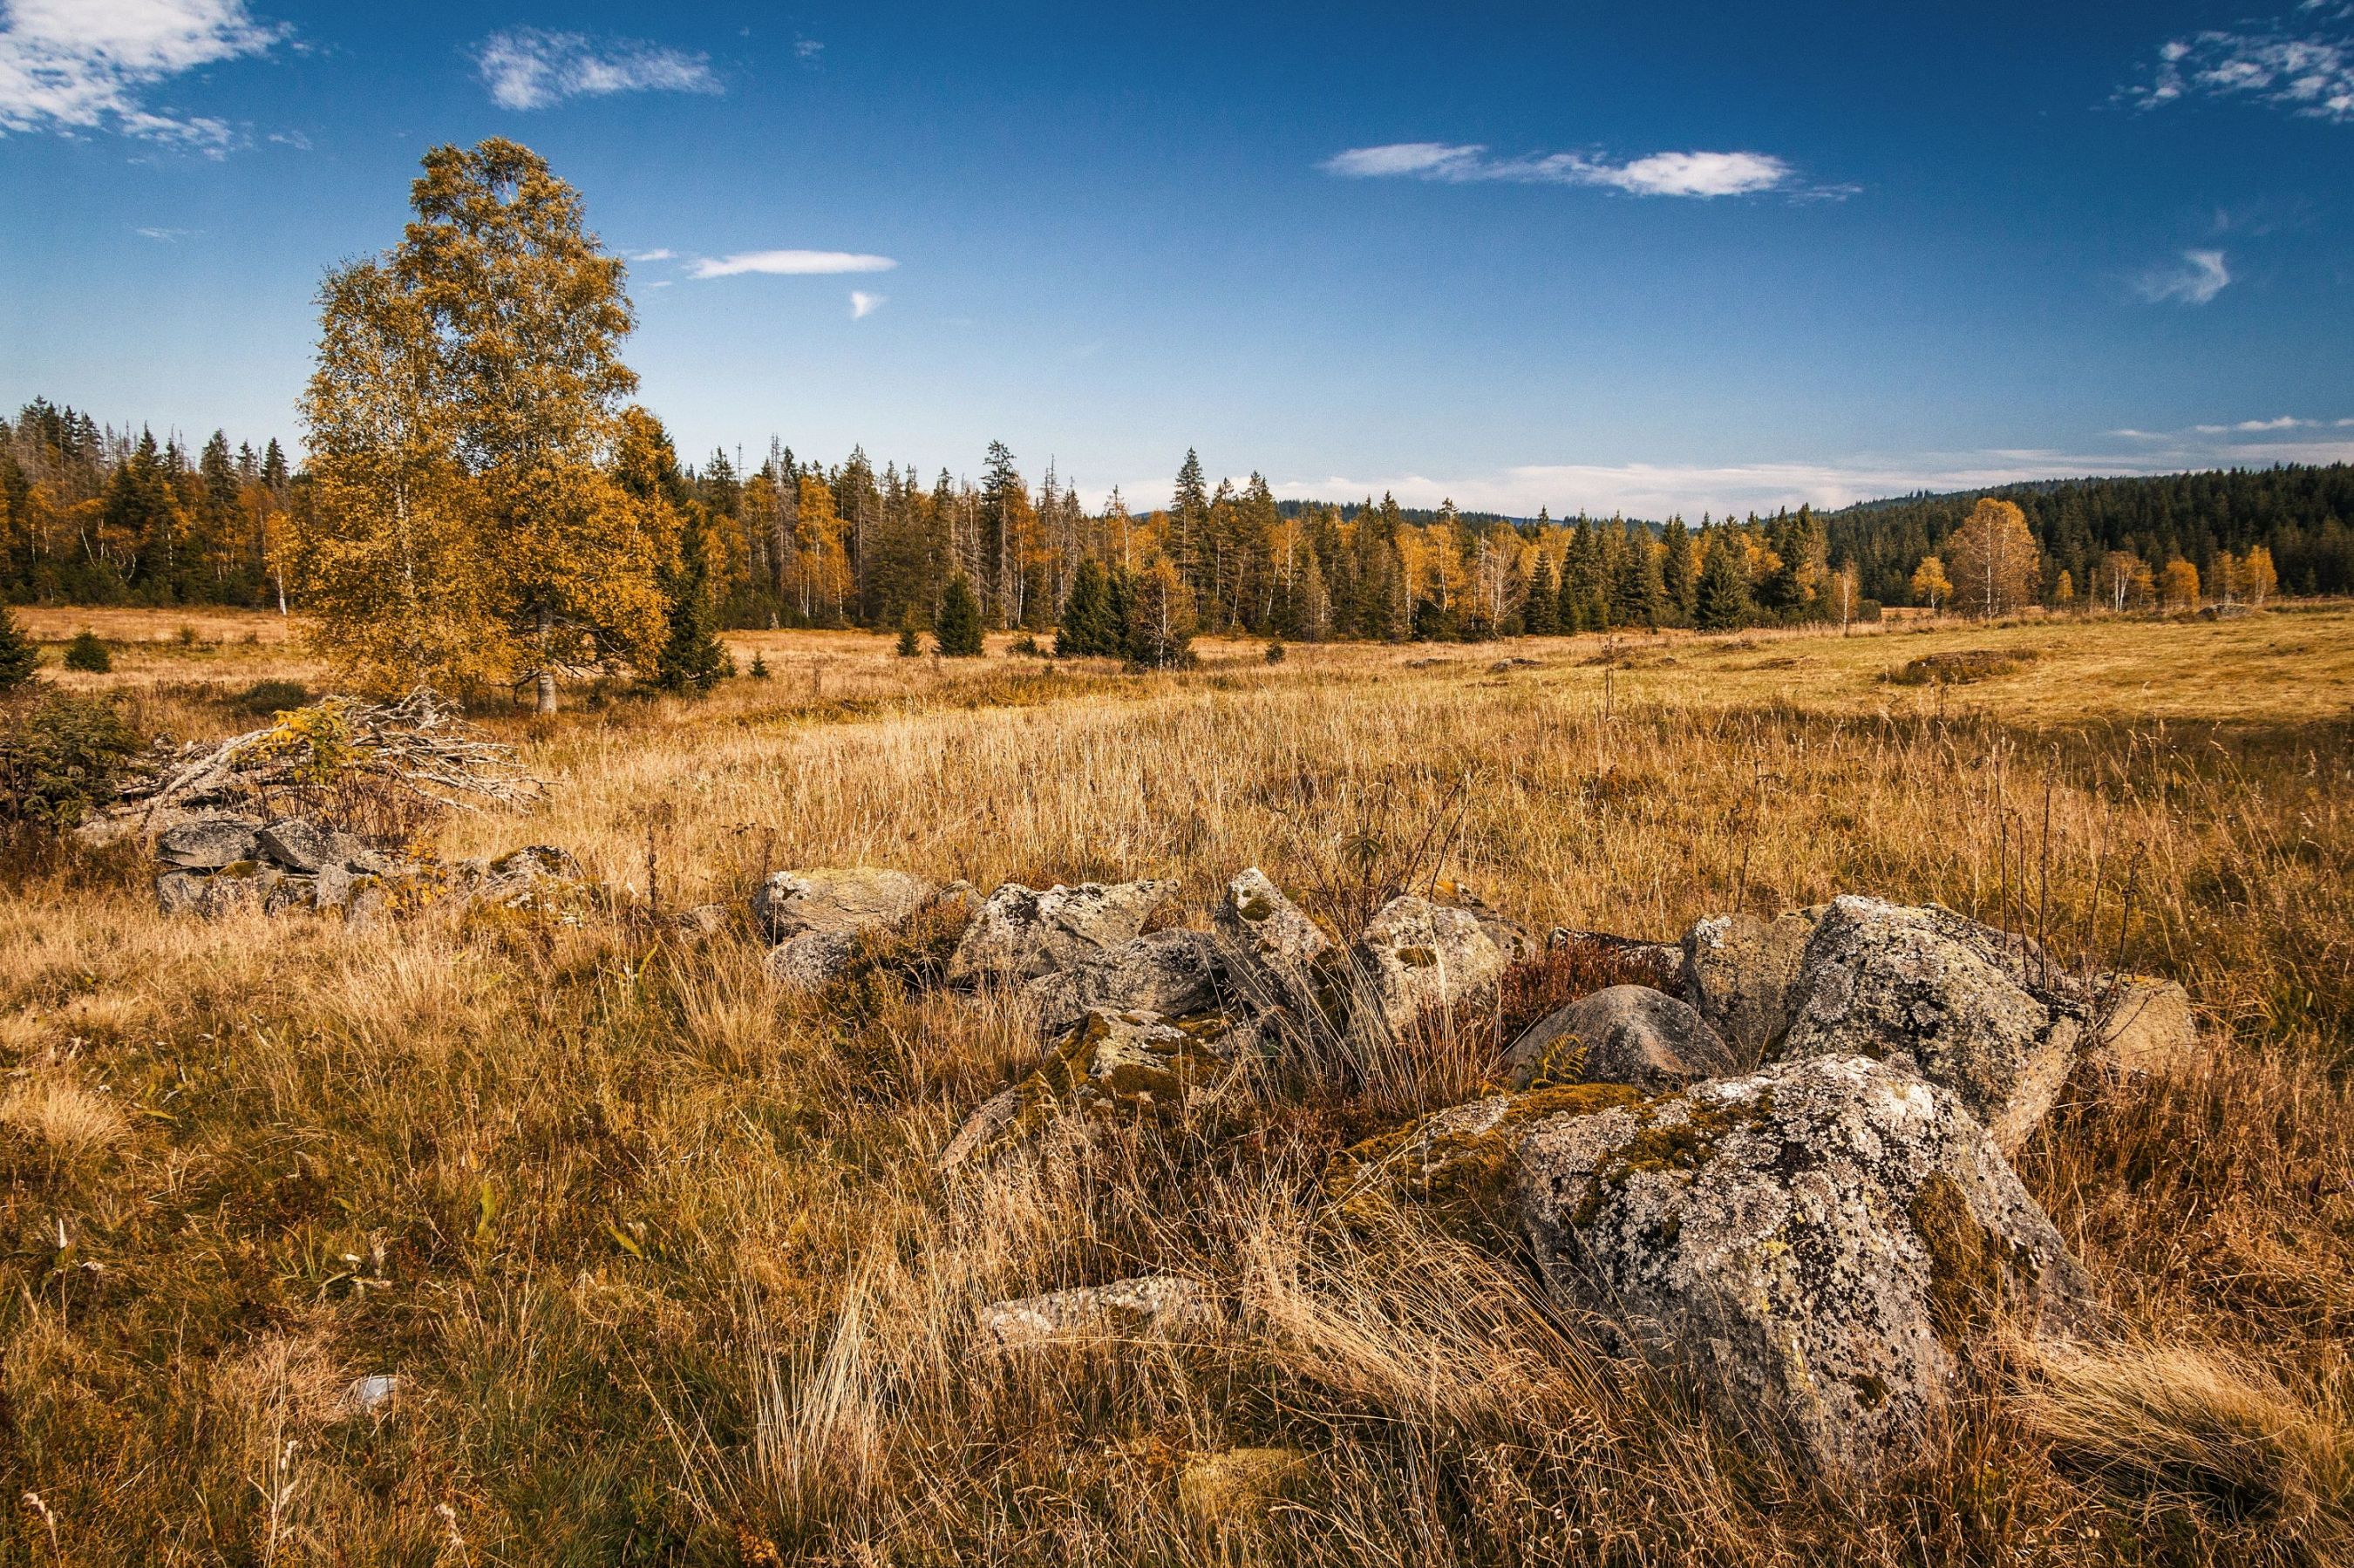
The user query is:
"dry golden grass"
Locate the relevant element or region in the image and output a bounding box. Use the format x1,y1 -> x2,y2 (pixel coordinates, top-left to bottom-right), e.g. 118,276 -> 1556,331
1,604 -> 2351,1565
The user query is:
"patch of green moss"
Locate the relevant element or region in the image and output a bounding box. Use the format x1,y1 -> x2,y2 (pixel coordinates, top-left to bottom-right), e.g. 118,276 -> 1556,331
1397,946 -> 1438,969
1569,1089 -> 1776,1229
1236,893 -> 1274,923
1322,1083 -> 1642,1243
1909,1171 -> 2038,1347
1848,1372 -> 1889,1409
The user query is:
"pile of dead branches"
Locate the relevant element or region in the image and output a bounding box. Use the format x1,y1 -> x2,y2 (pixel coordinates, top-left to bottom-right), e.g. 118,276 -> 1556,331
105,689 -> 541,841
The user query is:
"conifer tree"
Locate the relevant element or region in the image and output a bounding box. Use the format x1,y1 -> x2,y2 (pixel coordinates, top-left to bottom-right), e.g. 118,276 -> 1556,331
1522,555 -> 1558,636
935,574 -> 984,655
1056,557 -> 1116,656
1612,534 -> 1663,629
1696,535 -> 1752,629
1660,518 -> 1697,623
653,506 -> 727,694
0,604 -> 38,692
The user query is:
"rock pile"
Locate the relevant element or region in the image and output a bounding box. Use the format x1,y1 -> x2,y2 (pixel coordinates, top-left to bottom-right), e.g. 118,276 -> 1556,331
889,865 -> 2199,1484
154,815 -> 392,919
150,814 -> 588,925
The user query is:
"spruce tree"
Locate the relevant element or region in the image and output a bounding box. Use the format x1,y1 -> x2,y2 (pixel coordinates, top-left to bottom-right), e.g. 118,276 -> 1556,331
1523,556 -> 1558,636
935,574 -> 984,656
1661,518 -> 1697,624
0,605 -> 38,692
896,609 -> 922,657
1612,536 -> 1663,629
1056,557 -> 1115,656
654,506 -> 728,694
1696,538 -> 1752,630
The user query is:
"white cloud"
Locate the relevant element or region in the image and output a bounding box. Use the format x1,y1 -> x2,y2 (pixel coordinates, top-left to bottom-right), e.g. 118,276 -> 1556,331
1069,423 -> 2354,520
690,249 -> 897,278
0,0 -> 287,153
1320,140 -> 1809,198
2133,248 -> 2231,304
849,289 -> 885,318
2126,23 -> 2354,122
794,38 -> 824,62
134,224 -> 195,239
625,248 -> 676,261
474,28 -> 718,112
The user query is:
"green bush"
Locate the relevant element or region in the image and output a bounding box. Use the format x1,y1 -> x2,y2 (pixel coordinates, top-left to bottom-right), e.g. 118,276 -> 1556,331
235,678 -> 312,716
0,693 -> 145,834
63,630 -> 112,673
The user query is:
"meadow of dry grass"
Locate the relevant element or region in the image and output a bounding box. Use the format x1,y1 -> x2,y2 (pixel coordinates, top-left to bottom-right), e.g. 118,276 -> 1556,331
3,604 -> 2351,1565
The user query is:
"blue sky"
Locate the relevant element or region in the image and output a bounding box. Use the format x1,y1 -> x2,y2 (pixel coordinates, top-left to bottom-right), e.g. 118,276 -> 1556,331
3,1 -> 2351,517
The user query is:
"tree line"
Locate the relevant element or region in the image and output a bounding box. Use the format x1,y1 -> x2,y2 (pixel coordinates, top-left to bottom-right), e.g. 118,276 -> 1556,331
6,137 -> 2350,709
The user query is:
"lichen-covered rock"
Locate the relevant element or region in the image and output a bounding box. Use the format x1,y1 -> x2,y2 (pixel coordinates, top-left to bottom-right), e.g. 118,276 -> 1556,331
765,929 -> 860,989
937,1007 -> 1244,1171
456,846 -> 591,915
1431,880 -> 1537,963
1515,1054 -> 2092,1481
1026,927 -> 1223,1033
255,818 -> 344,874
1321,1083 -> 1643,1240
195,861 -> 280,918
156,818 -> 258,870
1214,869 -> 1331,994
980,1274 -> 1216,1347
313,860 -> 355,914
752,867 -> 935,945
1781,896 -> 2085,1152
948,879 -> 1180,986
1504,985 -> 1734,1093
1339,895 -> 1507,1038
1680,906 -> 1824,1065
154,869 -> 206,915
2088,975 -> 2203,1082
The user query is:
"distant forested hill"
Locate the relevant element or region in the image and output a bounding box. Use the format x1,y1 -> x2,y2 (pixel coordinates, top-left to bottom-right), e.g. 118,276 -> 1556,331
1822,465 -> 2354,602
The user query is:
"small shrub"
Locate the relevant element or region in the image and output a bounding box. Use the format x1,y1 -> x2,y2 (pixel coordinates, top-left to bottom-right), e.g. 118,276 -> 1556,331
1885,648 -> 2030,686
1498,935 -> 1682,1043
1266,640 -> 1287,664
63,631 -> 111,673
748,652 -> 771,680
895,623 -> 921,658
234,678 -> 311,716
0,692 -> 144,834
174,624 -> 200,648
1010,635 -> 1045,658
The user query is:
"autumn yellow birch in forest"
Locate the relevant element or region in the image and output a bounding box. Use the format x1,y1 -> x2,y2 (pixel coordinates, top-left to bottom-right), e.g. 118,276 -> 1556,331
296,139 -> 669,708
1945,497 -> 2041,620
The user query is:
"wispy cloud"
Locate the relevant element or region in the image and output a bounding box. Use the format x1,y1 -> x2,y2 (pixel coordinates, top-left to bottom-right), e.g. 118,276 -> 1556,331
0,0 -> 288,153
2133,248 -> 2231,304
1320,141 -> 1826,199
794,38 -> 824,63
134,224 -> 196,240
689,249 -> 897,279
849,289 -> 885,318
2125,17 -> 2354,122
474,28 -> 718,112
624,248 -> 676,261
1075,420 -> 2354,520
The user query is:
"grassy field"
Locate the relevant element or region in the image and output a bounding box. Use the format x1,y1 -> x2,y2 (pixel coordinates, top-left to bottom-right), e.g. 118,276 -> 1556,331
3,604 -> 2351,1565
